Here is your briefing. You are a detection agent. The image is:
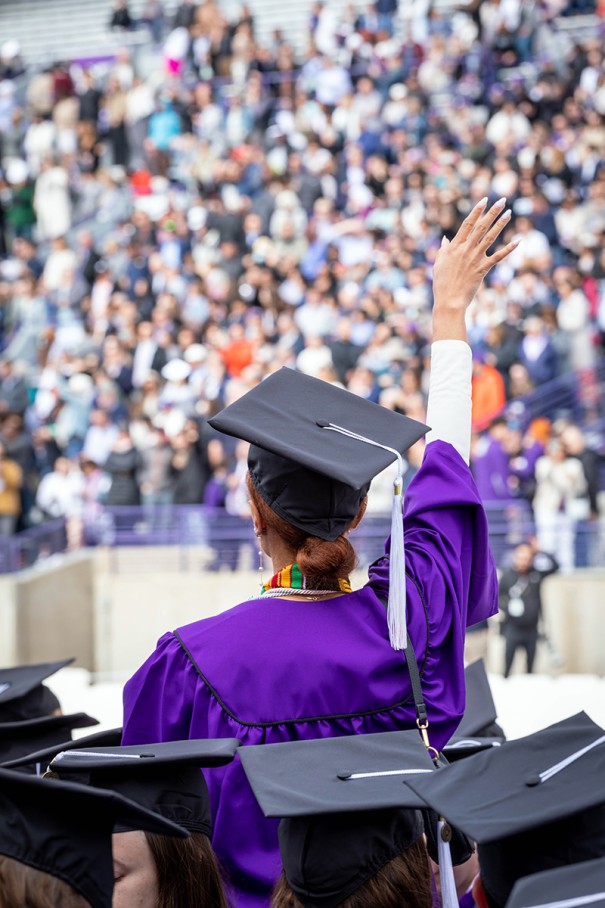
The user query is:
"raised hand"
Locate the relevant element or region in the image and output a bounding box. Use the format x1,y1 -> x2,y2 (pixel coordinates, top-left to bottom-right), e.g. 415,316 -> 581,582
434,197 -> 518,308
431,197 -> 518,342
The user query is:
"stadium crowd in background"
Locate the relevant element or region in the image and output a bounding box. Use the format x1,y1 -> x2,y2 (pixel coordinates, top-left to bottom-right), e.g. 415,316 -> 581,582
0,0 -> 603,569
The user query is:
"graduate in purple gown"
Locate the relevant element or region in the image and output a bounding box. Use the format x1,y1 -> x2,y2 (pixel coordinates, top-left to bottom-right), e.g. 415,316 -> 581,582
122,199 -> 518,907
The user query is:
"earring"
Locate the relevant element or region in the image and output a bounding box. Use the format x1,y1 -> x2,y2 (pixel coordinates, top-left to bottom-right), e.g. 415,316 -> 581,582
256,532 -> 264,589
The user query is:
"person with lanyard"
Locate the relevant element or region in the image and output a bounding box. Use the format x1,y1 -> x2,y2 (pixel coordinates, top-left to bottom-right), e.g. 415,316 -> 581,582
121,197 -> 518,906
498,541 -> 559,678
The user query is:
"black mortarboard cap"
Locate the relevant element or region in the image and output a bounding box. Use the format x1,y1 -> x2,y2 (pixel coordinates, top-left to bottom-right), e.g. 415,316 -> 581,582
456,660 -> 500,737
505,857 -> 605,908
0,726 -> 122,771
0,712 -> 100,770
49,738 -> 241,834
406,712 -> 605,906
0,658 -> 73,721
240,730 -> 431,908
208,368 -> 428,541
443,660 -> 505,760
0,767 -> 188,908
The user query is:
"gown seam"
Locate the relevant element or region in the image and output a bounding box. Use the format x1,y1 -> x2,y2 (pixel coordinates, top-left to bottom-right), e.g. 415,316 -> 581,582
171,572 -> 431,729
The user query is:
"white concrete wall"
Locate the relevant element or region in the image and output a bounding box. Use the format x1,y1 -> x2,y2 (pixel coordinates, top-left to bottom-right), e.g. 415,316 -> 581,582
93,547 -> 263,676
1,551 -> 604,683
0,576 -> 17,666
541,571 -> 605,675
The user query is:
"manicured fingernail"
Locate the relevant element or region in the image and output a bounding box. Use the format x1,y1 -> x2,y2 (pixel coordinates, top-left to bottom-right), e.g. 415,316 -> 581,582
441,235 -> 447,247
477,197 -> 488,208
501,209 -> 512,220
496,197 -> 507,207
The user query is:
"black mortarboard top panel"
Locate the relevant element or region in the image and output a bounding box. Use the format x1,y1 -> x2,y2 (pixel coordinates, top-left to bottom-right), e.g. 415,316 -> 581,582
0,658 -> 73,704
0,712 -> 100,770
456,659 -> 500,737
406,712 -> 605,844
406,712 -> 605,905
0,658 -> 73,721
0,767 -> 188,908
0,726 -> 123,771
50,738 -> 241,834
239,728 -> 436,818
208,368 -> 429,491
505,857 -> 605,908
51,737 -> 240,771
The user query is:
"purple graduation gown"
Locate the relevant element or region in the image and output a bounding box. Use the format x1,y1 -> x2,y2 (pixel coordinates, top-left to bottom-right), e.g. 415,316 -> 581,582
122,441 -> 497,906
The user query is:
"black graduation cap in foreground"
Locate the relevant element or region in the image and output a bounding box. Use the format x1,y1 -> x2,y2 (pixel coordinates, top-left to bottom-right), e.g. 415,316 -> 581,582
49,738 -> 241,835
239,728 -> 436,818
0,658 -> 73,721
208,367 -> 428,541
505,856 -> 605,908
0,767 -> 188,908
443,659 -> 506,761
0,725 -> 122,772
240,730 -> 433,908
0,712 -> 100,770
406,712 -> 605,907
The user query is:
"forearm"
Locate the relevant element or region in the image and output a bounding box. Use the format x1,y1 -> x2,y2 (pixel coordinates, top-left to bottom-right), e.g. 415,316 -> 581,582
425,340 -> 472,464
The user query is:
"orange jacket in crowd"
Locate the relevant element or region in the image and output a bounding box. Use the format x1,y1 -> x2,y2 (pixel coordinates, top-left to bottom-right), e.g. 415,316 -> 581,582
472,362 -> 507,432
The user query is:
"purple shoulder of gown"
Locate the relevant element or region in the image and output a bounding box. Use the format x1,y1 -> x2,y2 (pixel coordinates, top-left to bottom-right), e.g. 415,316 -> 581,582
122,440 -> 497,907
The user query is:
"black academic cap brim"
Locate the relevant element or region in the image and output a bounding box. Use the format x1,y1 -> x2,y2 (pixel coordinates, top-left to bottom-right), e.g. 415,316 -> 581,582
50,736 -> 241,771
0,713 -> 100,769
208,368 -> 429,491
505,857 -> 605,908
0,767 -> 188,908
0,658 -> 74,704
0,726 -> 122,771
239,729 -> 437,818
406,712 -> 605,844
456,659 -> 500,738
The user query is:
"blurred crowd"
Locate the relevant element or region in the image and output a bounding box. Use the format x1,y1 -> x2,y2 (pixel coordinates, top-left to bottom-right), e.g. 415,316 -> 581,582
0,0 -> 604,564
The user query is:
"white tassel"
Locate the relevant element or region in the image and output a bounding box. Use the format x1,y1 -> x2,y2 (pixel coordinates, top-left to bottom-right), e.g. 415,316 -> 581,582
437,820 -> 459,908
318,421 -> 408,650
388,474 -> 407,650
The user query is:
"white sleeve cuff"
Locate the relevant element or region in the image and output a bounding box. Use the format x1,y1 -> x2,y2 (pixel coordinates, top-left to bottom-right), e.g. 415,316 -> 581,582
425,340 -> 472,465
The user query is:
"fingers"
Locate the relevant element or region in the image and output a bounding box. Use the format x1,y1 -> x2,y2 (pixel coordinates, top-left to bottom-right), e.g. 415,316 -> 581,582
452,196 -> 488,244
472,197 -> 507,243
435,196 -> 518,291
454,197 -> 509,249
486,237 -> 520,268
477,206 -> 512,252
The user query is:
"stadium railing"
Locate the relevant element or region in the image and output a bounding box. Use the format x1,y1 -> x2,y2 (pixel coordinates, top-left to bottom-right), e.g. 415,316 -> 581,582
1,502 -> 602,574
